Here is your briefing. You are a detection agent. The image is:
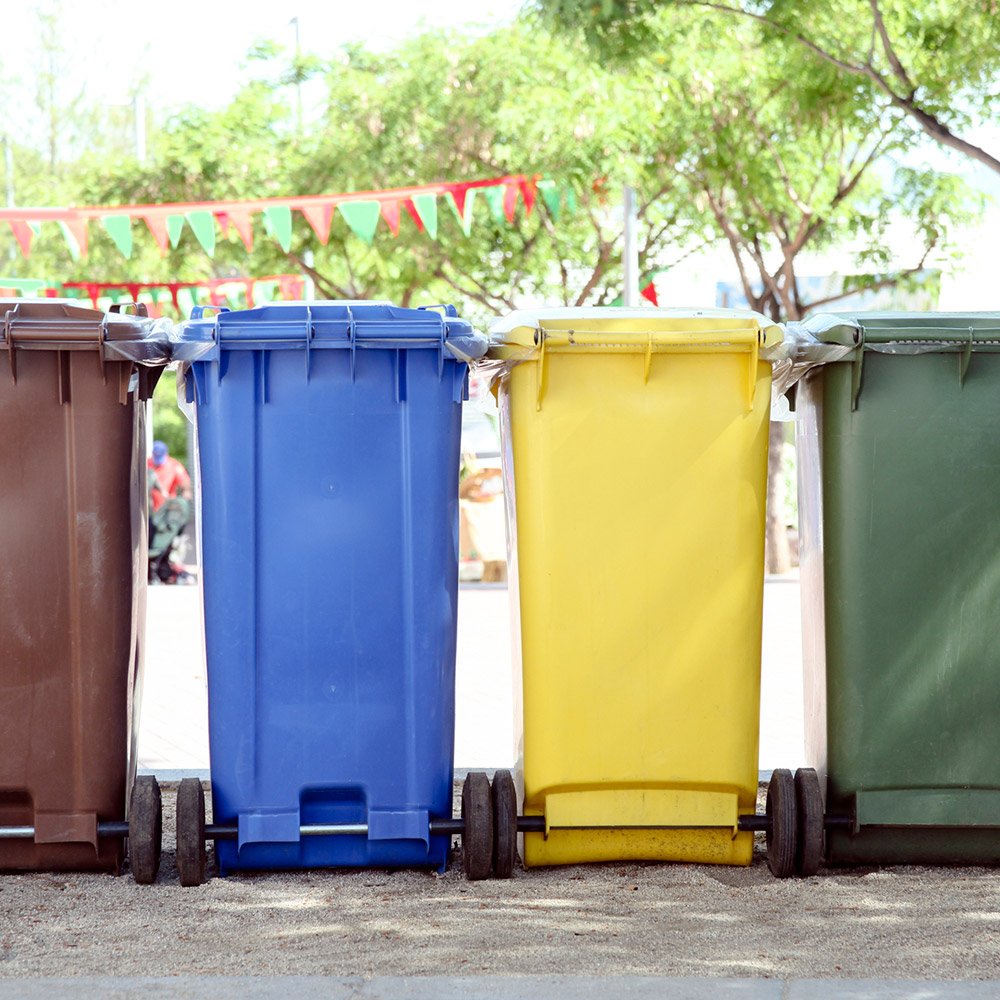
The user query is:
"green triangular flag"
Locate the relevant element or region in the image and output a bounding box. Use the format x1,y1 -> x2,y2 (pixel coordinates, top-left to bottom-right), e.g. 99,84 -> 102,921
256,280 -> 276,303
337,200 -> 381,244
148,287 -> 163,305
538,179 -> 561,221
185,210 -> 216,257
262,206 -> 293,252
57,221 -> 81,261
107,288 -> 124,303
411,193 -> 438,240
27,221 -> 41,237
446,189 -> 477,237
102,215 -> 133,258
176,287 -> 197,315
167,215 -> 185,248
482,185 -> 505,225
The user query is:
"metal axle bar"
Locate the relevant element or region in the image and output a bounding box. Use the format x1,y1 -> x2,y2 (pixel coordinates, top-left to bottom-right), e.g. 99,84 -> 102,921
0,812 -> 856,843
0,821 -> 131,840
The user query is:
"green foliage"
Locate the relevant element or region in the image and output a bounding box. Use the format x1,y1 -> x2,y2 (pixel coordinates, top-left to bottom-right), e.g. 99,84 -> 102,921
3,22 -> 710,323
534,0 -> 1000,174
0,5 -> 987,326
530,2 -> 984,318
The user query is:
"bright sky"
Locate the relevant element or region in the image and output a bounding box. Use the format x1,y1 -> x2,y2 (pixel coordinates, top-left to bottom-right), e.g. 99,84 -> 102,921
3,0 -> 523,129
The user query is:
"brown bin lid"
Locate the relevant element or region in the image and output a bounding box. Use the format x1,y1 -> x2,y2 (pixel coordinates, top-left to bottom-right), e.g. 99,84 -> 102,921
0,299 -> 153,352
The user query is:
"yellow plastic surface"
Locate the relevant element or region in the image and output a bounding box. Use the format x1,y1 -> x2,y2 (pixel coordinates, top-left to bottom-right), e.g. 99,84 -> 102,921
494,308 -> 779,867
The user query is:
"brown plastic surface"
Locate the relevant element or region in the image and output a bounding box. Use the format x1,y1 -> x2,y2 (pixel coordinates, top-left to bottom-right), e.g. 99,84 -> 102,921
0,300 -> 159,872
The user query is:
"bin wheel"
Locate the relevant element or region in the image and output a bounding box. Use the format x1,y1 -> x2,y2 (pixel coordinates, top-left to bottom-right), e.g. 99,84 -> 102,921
176,778 -> 207,887
461,771 -> 494,881
128,775 -> 162,885
491,769 -> 518,879
766,768 -> 797,879
795,767 -> 824,878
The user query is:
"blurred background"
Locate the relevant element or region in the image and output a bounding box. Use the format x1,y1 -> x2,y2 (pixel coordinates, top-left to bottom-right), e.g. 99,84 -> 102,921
2,0 -> 996,770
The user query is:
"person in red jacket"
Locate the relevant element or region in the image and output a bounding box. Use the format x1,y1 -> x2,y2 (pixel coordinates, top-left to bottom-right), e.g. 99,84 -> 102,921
148,441 -> 194,584
148,440 -> 192,511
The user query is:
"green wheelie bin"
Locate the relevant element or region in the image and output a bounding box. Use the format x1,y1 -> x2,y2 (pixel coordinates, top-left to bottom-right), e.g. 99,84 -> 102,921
794,311 -> 1000,865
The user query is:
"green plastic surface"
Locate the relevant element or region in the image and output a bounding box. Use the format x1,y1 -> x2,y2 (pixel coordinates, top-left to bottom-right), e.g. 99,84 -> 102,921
811,312 -> 1000,865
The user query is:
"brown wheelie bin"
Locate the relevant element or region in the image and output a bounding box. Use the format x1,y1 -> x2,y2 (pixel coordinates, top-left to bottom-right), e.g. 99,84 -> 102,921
0,299 -> 167,881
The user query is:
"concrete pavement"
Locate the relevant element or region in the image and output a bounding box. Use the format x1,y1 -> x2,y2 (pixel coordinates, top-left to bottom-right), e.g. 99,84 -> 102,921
2,978 -> 999,998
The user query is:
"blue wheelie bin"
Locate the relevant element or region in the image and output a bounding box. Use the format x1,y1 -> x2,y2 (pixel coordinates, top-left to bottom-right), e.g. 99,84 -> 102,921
171,301 -> 487,882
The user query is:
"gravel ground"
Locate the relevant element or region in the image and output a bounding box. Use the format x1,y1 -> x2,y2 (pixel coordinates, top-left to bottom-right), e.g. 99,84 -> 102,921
2,783 -> 1000,980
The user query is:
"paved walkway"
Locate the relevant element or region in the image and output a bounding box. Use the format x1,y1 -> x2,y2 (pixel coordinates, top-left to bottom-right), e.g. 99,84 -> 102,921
3,977 -> 998,998
139,577 -> 805,774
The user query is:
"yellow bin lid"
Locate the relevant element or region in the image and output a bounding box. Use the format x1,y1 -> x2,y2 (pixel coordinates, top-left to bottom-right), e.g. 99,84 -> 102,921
489,306 -> 782,358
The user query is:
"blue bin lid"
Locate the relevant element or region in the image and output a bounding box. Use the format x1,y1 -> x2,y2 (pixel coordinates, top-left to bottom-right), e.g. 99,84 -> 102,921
171,300 -> 486,363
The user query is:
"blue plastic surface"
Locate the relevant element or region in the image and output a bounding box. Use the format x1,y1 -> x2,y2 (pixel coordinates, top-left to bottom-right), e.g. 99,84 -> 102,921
176,301 -> 487,874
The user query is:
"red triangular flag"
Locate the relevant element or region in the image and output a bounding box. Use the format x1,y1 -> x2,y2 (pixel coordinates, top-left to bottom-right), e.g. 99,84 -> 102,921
402,199 -> 424,233
227,209 -> 254,252
518,177 -> 537,216
300,203 -> 335,244
502,182 -> 519,222
142,213 -> 170,254
448,183 -> 471,218
216,212 -> 231,237
641,281 -> 659,306
379,199 -> 401,236
8,220 -> 33,257
63,216 -> 89,258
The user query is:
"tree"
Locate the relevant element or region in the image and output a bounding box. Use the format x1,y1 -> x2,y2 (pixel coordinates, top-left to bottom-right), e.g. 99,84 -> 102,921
11,25 -> 708,324
531,2 -> 983,570
533,0 -> 1000,176
0,12 -> 984,574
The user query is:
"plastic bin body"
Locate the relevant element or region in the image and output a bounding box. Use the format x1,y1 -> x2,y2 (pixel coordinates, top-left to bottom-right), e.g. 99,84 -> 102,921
490,308 -> 780,867
796,312 -> 1000,865
0,300 -> 158,872
177,302 -> 484,874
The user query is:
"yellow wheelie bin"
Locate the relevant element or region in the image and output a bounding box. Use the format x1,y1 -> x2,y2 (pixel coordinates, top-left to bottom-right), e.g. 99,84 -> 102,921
486,307 -> 794,873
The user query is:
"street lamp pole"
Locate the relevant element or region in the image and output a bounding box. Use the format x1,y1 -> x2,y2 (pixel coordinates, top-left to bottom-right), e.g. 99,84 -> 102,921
2,134 -> 14,207
623,185 -> 639,307
133,94 -> 147,164
290,16 -> 303,136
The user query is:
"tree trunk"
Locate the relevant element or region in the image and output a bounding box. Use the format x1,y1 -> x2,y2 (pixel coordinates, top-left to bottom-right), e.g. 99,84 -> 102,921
765,420 -> 791,574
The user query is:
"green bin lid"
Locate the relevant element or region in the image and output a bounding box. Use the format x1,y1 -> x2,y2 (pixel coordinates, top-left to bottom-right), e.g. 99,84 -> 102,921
796,311 -> 1000,349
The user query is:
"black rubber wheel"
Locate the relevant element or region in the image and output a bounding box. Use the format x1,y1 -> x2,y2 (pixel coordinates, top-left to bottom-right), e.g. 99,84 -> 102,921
461,771 -> 494,881
766,767 -> 797,879
491,769 -> 518,879
128,775 -> 162,885
176,778 -> 207,887
794,767 -> 824,877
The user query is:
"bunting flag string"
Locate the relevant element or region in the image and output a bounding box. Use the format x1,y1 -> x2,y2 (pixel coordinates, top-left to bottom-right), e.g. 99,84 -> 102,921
0,173 -> 567,262
0,274 -> 307,314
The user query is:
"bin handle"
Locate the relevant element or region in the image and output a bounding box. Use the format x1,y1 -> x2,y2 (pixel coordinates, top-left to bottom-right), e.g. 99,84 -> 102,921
535,331 -> 548,410
960,327 -> 974,387
109,301 -> 149,318
419,304 -> 458,318
189,305 -> 230,321
851,326 -> 866,410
